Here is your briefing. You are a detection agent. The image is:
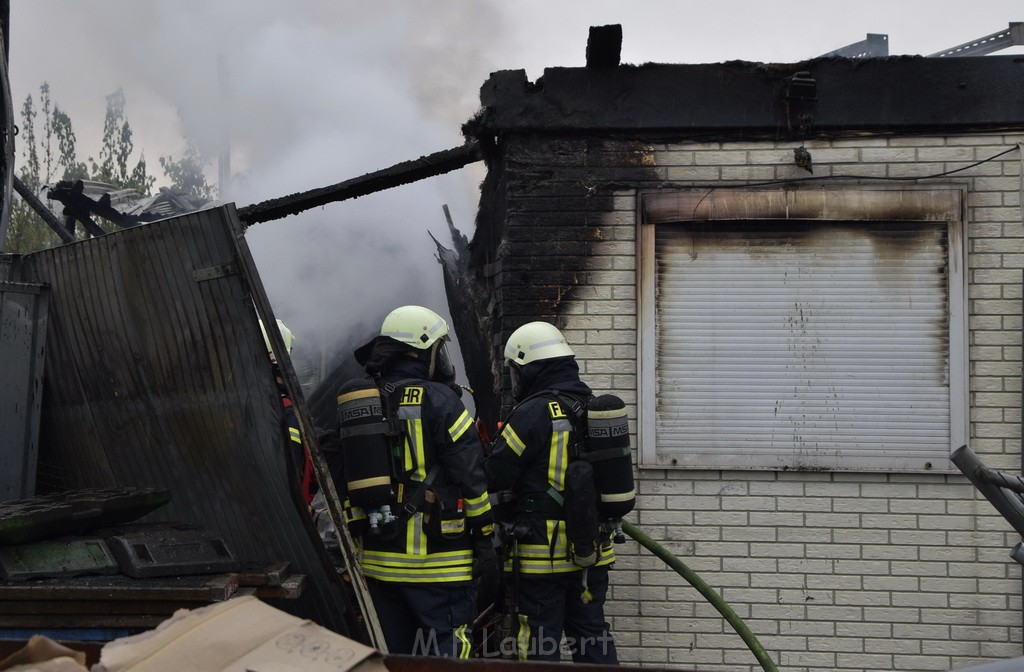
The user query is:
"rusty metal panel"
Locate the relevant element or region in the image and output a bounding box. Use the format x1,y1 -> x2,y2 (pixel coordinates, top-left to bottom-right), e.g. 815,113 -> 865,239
13,206 -> 352,633
0,280 -> 49,501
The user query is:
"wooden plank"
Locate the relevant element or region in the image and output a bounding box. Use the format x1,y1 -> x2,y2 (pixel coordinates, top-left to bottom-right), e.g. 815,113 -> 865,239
0,573 -> 239,602
0,613 -> 168,628
254,574 -> 305,599
0,599 -> 207,615
236,561 -> 290,587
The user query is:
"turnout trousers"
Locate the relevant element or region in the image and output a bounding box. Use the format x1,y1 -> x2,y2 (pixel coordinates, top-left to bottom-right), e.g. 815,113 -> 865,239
513,565 -> 618,664
367,579 -> 475,658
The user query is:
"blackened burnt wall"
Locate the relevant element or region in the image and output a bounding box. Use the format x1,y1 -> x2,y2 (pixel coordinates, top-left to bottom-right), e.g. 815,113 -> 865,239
464,56 -> 1024,424
468,133 -> 659,423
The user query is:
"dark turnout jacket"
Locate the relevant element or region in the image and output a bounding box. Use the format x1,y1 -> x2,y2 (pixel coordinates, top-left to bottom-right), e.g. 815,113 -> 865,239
357,356 -> 493,584
485,357 -> 614,574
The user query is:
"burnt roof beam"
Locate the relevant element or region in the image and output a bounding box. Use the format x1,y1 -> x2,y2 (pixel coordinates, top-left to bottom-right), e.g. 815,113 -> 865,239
473,57 -> 1024,138
237,142 -> 483,228
12,175 -> 74,243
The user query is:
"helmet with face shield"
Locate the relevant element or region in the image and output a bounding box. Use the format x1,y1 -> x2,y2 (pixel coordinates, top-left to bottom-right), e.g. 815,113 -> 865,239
380,305 -> 455,384
503,321 -> 574,400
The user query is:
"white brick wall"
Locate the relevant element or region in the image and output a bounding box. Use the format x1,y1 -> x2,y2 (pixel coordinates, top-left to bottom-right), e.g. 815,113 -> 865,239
563,133 -> 1024,671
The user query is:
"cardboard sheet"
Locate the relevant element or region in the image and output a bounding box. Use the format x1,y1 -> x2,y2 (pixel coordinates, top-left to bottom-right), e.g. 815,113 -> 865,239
95,596 -> 385,672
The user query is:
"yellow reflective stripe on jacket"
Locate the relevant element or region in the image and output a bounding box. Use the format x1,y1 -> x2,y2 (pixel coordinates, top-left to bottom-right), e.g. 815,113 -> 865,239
448,410 -> 473,442
501,423 -> 527,456
398,404 -> 426,480
343,498 -> 367,523
361,548 -> 473,565
348,475 -> 391,491
464,491 -> 491,519
361,547 -> 474,583
506,520 -> 578,574
288,427 -> 301,443
548,417 -> 571,490
596,538 -> 616,567
361,564 -> 473,582
407,511 -> 425,556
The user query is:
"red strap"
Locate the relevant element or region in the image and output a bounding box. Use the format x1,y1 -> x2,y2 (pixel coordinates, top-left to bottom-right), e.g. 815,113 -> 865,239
301,445 -> 316,506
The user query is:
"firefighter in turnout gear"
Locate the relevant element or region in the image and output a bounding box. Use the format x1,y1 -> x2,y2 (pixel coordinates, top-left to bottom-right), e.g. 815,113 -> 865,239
260,318 -> 317,507
485,321 -> 619,664
348,305 -> 494,657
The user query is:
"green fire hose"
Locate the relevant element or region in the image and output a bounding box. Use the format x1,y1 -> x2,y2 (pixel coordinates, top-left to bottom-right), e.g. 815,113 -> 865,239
621,520 -> 780,672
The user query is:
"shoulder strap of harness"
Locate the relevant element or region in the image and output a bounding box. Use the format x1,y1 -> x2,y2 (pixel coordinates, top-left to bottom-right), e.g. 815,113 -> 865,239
376,377 -> 440,522
546,390 -> 588,458
374,377 -> 422,437
515,389 -> 586,419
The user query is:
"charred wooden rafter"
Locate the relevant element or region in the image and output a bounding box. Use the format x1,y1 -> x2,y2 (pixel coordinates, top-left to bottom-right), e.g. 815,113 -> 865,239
12,175 -> 74,243
237,142 -> 482,227
46,179 -> 142,235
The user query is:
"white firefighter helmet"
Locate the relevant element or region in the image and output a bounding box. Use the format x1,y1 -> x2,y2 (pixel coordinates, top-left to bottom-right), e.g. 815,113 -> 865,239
504,321 -> 574,366
380,305 -> 450,350
259,318 -> 294,362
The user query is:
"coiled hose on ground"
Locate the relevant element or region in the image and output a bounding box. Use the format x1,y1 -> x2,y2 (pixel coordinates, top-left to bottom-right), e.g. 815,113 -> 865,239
621,520 -> 780,672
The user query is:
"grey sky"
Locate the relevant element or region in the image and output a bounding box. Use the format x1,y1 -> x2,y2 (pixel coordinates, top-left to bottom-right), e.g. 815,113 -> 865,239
7,1 -> 1021,381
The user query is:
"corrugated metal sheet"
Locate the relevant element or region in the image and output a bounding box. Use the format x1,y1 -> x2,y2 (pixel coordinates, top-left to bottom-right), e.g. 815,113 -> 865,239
654,220 -> 954,472
0,281 -> 48,501
11,205 -> 353,633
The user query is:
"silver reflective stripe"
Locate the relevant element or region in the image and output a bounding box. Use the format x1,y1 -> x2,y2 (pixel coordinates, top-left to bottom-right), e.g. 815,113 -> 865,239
362,566 -> 472,581
411,512 -> 424,555
501,424 -> 527,456
448,410 -> 473,441
528,338 -> 564,352
549,423 -> 570,490
464,493 -> 490,514
362,549 -> 473,566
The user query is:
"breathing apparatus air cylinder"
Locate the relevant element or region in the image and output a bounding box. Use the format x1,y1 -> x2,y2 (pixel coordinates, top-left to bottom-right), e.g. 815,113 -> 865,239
337,378 -> 396,515
564,460 -> 600,567
583,394 -> 636,522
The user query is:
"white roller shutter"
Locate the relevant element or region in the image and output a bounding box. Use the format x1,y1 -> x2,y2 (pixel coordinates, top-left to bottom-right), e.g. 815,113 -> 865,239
652,220 -> 956,472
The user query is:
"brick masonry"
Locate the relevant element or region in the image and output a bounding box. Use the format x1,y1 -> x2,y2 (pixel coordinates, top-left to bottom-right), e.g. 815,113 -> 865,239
551,134 -> 1024,671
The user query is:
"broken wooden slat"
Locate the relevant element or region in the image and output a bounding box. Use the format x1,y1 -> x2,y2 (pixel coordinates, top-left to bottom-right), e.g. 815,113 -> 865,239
254,574 -> 305,600
0,573 -> 239,602
0,599 -> 207,615
236,561 -> 290,587
0,613 -> 168,629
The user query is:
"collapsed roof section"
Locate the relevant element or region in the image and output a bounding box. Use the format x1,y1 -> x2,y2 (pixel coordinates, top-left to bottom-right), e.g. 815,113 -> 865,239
44,179 -> 217,236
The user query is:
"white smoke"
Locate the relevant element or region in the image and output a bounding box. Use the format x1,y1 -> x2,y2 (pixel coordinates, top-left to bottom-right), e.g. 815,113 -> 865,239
9,0 -> 509,389
8,0 -> 1022,389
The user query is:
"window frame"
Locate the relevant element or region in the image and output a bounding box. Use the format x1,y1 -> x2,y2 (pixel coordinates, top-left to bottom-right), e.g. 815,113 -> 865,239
636,186 -> 968,472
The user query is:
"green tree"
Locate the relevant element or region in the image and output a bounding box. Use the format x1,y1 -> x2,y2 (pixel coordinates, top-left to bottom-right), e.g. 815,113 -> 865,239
4,86 -> 64,252
4,84 -> 213,253
88,88 -> 155,195
159,142 -> 216,201
52,106 -> 88,182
